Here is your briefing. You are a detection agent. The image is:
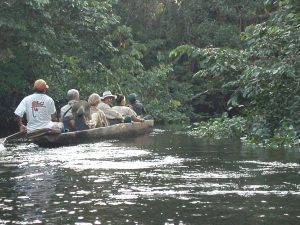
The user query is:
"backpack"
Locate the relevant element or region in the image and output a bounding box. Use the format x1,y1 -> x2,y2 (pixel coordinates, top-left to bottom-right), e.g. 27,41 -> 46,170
71,100 -> 91,131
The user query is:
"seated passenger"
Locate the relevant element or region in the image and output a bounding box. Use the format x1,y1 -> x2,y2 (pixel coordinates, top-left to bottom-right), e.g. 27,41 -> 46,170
128,93 -> 153,120
127,93 -> 146,116
60,89 -> 80,131
98,91 -> 123,125
88,93 -> 109,128
71,100 -> 91,131
14,79 -> 63,134
113,94 -> 144,123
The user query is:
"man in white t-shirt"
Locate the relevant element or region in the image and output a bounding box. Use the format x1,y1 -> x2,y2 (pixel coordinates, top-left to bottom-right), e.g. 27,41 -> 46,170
14,79 -> 63,134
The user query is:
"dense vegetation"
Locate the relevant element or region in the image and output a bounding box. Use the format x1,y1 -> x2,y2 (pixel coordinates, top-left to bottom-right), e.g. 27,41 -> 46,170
0,0 -> 299,148
171,0 -> 300,148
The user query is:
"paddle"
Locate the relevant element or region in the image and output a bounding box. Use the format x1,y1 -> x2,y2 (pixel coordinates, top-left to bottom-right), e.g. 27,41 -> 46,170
1,131 -> 25,145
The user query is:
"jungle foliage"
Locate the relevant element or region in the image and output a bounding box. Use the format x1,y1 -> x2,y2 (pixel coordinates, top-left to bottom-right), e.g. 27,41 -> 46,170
171,0 -> 300,148
0,0 -> 191,126
0,0 -> 299,148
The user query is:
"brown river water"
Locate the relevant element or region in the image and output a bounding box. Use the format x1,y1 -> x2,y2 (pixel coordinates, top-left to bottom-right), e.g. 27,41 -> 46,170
0,126 -> 300,225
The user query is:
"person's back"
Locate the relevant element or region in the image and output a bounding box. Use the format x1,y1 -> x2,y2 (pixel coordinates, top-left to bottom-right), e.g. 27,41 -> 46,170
130,101 -> 145,116
113,105 -> 136,118
88,93 -> 109,128
128,93 -> 146,116
60,100 -> 77,121
15,93 -> 56,133
71,100 -> 91,131
114,94 -> 144,123
60,89 -> 80,131
14,79 -> 62,133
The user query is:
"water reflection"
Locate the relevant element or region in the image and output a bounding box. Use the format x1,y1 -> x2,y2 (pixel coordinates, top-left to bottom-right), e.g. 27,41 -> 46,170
0,128 -> 300,224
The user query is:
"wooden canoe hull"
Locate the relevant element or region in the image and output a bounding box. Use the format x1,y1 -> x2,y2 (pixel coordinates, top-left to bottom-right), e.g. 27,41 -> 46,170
30,120 -> 154,147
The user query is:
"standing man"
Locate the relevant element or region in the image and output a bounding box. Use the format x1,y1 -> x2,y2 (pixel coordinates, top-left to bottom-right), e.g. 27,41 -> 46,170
14,79 -> 62,134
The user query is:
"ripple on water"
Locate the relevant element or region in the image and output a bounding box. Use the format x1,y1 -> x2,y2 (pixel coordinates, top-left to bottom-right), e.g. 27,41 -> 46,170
238,160 -> 300,168
5,142 -> 183,171
0,144 -> 6,153
2,140 -> 182,170
2,141 -> 300,200
62,156 -> 183,170
1,142 -> 154,169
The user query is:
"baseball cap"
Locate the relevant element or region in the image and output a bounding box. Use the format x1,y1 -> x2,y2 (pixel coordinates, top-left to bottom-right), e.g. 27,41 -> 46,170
34,79 -> 49,91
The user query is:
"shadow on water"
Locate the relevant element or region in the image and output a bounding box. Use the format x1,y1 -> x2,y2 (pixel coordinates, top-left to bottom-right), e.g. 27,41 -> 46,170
0,125 -> 300,225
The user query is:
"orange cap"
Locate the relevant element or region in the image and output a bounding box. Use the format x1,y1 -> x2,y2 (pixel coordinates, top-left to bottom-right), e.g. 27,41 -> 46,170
34,79 -> 49,91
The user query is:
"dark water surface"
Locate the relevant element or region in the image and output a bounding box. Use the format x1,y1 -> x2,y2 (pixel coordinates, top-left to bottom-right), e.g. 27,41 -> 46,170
0,127 -> 300,225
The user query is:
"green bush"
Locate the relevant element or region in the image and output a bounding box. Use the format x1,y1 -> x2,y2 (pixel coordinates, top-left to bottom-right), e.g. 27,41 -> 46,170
189,113 -> 247,139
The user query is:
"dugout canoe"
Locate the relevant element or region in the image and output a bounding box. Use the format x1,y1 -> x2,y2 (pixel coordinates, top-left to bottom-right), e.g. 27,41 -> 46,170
11,120 -> 154,147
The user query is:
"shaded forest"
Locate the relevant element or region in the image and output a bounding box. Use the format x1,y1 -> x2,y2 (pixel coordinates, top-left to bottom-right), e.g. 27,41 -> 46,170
0,0 -> 299,147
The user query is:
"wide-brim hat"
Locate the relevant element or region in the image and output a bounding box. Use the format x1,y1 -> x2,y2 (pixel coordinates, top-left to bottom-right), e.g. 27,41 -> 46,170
101,91 -> 116,100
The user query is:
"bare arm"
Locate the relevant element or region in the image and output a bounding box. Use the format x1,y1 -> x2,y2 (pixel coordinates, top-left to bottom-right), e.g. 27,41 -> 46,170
101,113 -> 109,126
15,115 -> 27,132
131,115 -> 144,122
127,107 -> 143,122
51,112 -> 58,122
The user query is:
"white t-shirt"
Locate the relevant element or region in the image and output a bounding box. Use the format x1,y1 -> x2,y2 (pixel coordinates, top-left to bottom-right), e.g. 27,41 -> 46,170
14,93 -> 57,133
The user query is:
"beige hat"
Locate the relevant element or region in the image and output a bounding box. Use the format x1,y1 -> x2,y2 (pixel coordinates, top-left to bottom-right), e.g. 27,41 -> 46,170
101,91 -> 116,100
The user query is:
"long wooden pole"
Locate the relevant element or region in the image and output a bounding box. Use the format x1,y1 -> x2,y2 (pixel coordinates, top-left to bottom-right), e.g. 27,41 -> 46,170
1,132 -> 24,145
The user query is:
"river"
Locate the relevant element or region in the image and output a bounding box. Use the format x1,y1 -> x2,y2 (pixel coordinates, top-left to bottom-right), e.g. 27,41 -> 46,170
0,126 -> 300,225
